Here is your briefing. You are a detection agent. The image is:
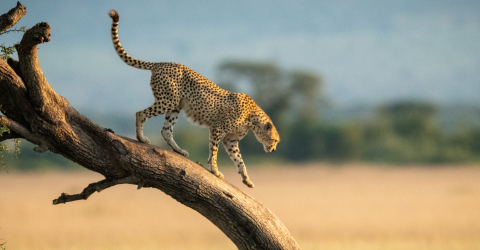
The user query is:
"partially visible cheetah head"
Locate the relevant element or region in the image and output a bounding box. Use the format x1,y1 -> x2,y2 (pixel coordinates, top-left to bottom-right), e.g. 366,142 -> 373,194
255,122 -> 280,153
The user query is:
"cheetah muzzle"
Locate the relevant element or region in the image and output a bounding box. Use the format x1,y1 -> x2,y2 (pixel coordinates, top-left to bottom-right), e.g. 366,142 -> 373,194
108,10 -> 280,188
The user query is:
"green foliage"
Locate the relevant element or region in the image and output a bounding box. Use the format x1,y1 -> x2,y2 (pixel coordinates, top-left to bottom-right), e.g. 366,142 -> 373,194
0,45 -> 15,60
0,125 -> 8,136
377,101 -> 440,139
0,25 -> 27,60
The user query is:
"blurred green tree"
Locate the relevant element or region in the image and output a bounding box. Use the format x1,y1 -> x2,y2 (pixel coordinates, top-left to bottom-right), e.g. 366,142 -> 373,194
378,101 -> 440,139
364,101 -> 443,163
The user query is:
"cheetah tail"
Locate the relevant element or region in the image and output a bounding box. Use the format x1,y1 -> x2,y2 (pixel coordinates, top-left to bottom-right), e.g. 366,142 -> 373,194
108,9 -> 155,70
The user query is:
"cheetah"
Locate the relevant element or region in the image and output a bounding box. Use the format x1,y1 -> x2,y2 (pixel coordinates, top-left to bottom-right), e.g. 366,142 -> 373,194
108,10 -> 279,188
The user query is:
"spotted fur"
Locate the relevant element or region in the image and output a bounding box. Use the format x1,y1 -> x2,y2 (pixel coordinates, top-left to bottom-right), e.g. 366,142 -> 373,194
108,10 -> 279,188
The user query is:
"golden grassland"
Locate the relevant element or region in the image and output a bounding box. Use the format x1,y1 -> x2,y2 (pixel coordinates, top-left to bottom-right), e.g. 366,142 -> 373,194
1,163 -> 480,250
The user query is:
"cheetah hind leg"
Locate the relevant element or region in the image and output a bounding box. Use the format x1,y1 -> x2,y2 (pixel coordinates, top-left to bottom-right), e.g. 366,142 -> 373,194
161,110 -> 189,157
136,109 -> 152,144
136,101 -> 167,144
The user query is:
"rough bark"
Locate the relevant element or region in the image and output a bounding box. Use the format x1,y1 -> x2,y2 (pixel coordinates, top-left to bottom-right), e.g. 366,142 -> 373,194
0,2 -> 26,34
0,3 -> 300,250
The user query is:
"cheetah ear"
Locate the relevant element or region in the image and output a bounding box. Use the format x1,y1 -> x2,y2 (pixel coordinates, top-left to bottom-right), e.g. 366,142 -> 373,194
265,122 -> 273,131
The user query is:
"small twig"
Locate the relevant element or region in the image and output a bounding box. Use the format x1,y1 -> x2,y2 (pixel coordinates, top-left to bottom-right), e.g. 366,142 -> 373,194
53,176 -> 140,205
0,27 -> 26,36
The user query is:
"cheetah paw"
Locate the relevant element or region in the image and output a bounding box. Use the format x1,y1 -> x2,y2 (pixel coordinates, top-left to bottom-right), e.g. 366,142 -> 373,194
174,149 -> 189,157
211,171 -> 224,180
243,179 -> 255,188
137,136 -> 150,144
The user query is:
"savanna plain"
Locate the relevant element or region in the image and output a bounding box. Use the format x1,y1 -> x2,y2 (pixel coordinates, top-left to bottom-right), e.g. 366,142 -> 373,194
1,163 -> 480,250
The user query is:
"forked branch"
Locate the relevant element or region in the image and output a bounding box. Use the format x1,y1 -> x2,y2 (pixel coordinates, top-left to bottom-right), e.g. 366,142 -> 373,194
53,176 -> 140,204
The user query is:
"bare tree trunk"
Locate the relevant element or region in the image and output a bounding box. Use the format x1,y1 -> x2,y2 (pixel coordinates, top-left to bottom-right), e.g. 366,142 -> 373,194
0,3 -> 301,250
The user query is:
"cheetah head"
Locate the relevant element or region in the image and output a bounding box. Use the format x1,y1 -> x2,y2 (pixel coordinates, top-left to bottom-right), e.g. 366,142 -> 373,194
255,121 -> 280,153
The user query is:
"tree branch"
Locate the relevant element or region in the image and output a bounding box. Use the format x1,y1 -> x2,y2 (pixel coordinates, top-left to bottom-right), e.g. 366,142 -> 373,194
53,176 -> 140,205
0,130 -> 22,141
6,58 -> 23,80
0,57 -> 32,129
0,2 -> 26,33
16,22 -> 69,124
0,115 -> 53,152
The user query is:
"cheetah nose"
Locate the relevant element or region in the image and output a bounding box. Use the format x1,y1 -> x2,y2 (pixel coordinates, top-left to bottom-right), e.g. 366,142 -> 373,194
272,148 -> 275,152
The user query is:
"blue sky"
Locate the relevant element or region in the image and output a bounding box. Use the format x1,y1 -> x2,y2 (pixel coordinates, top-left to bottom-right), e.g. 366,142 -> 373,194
2,0 -> 480,115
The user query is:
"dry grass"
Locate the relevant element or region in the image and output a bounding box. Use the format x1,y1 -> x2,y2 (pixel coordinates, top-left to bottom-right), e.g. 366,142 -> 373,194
1,163 -> 480,250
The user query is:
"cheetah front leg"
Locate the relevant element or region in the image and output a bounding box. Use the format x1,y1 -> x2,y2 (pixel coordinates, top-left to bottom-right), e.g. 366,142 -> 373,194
161,110 -> 189,157
223,133 -> 255,188
208,128 -> 224,180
